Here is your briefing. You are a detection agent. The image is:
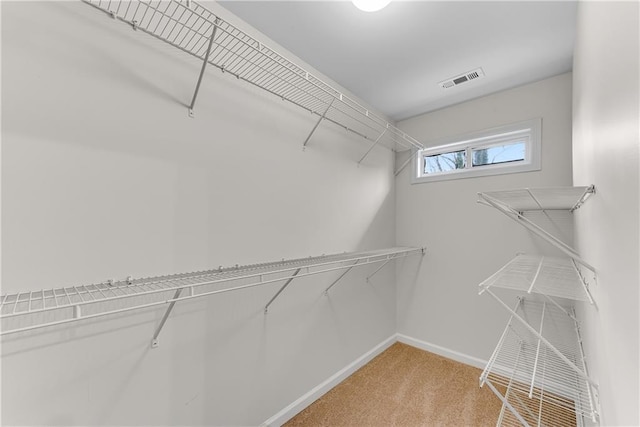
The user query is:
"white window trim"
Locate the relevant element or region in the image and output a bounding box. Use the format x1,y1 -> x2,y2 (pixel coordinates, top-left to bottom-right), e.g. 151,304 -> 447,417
412,118 -> 542,184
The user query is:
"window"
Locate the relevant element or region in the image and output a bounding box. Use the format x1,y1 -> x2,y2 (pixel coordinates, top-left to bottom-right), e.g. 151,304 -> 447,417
424,150 -> 466,173
413,118 -> 541,183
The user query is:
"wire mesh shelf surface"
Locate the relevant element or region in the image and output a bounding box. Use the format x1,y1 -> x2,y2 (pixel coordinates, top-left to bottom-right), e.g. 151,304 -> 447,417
480,299 -> 598,426
479,254 -> 593,304
81,0 -> 424,153
494,382 -> 581,427
478,186 -> 595,213
0,247 -> 424,336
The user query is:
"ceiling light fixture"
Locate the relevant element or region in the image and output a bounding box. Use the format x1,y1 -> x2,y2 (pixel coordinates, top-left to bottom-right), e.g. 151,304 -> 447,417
352,0 -> 392,12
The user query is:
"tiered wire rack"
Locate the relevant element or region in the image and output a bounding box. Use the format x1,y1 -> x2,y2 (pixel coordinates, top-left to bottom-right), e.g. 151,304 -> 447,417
81,0 -> 424,162
0,247 -> 425,347
480,299 -> 597,427
477,186 -> 598,426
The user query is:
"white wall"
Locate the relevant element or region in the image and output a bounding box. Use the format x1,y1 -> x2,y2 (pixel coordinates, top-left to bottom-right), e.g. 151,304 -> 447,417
395,73 -> 574,364
0,2 -> 400,425
572,2 -> 640,425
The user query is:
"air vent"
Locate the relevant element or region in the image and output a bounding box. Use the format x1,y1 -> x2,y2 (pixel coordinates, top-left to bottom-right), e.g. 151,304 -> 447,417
439,68 -> 485,89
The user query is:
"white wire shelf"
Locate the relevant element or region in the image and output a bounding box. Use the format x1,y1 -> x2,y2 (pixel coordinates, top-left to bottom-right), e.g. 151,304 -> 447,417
480,299 -> 598,426
0,247 -> 425,339
495,383 -> 582,427
479,254 -> 594,304
477,186 -> 595,213
477,186 -> 596,272
81,0 -> 424,155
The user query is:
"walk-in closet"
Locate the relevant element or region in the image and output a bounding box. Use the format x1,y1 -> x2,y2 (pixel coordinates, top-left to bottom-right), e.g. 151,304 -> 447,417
1,1 -> 638,426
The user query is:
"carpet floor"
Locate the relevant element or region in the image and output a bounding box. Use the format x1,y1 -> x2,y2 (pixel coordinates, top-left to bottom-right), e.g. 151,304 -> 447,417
284,342 -> 503,427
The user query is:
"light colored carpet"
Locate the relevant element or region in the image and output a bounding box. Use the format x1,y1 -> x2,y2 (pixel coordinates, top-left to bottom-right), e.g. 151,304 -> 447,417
285,342 -> 503,426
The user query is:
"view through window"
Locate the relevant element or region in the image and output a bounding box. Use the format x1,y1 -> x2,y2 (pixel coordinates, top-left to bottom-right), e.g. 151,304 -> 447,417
414,119 -> 541,183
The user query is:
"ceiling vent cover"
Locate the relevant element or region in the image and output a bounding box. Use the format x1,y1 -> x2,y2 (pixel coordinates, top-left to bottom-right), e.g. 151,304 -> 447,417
439,68 -> 485,89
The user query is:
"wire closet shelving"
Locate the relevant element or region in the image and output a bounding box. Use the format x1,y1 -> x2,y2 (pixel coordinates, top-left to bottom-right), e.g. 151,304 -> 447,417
0,247 -> 425,347
481,299 -> 597,427
81,0 -> 424,161
476,186 -> 599,426
477,186 -> 596,272
479,254 -> 594,306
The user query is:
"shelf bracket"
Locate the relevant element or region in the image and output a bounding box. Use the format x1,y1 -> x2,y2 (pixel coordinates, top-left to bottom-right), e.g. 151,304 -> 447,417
151,287 -> 184,348
302,98 -> 334,149
357,128 -> 387,165
264,268 -> 302,313
188,19 -> 220,118
527,256 -> 544,294
571,185 -> 596,212
540,293 -> 578,321
486,378 -> 531,427
479,194 -> 596,272
366,257 -> 392,282
324,259 -> 360,295
394,148 -> 420,177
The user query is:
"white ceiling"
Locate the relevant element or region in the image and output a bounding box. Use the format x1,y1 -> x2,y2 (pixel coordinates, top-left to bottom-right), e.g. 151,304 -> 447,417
218,1 -> 577,121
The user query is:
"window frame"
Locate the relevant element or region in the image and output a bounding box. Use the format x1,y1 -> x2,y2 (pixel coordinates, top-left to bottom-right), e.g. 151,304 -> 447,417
412,118 -> 542,184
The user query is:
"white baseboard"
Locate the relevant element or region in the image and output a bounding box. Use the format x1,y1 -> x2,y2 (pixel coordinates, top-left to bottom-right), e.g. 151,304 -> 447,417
261,334 -> 397,427
396,333 -> 487,370
262,333 -> 487,426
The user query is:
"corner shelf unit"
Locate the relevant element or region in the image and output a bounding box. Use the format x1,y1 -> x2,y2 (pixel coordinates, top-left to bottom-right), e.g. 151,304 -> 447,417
0,247 -> 424,344
477,186 -> 598,426
81,0 -> 424,160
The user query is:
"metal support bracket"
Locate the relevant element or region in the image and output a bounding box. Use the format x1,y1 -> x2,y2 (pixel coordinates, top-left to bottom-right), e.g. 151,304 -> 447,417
478,194 -> 596,272
394,148 -> 420,177
571,185 -> 596,212
150,288 -> 184,349
264,268 -> 301,313
366,257 -> 392,282
358,128 -> 387,166
485,379 -> 530,427
188,19 -> 220,118
324,260 -> 359,295
303,98 -> 335,149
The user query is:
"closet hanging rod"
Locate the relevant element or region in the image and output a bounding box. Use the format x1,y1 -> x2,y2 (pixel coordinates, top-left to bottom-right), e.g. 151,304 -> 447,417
0,247 -> 425,336
81,0 -> 424,153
